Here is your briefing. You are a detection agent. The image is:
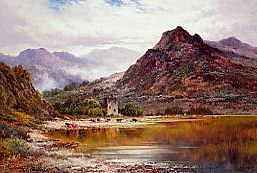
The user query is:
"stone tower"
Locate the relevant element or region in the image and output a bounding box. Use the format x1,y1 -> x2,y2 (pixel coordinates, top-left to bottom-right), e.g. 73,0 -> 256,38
106,96 -> 118,116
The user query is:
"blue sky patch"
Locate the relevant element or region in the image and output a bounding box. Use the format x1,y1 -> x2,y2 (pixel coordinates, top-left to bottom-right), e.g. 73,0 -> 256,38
48,0 -> 84,10
105,0 -> 141,7
105,0 -> 123,6
49,0 -> 142,9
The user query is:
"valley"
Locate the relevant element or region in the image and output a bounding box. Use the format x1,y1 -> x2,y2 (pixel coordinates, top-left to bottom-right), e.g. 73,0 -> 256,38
1,26 -> 257,172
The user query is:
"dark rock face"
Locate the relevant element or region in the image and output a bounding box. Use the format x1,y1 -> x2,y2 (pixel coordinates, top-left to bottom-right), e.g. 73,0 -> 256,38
117,26 -> 257,114
0,62 -> 58,117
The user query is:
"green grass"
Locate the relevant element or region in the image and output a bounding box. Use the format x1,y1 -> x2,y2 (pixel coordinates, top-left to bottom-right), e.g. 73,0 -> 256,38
0,137 -> 31,156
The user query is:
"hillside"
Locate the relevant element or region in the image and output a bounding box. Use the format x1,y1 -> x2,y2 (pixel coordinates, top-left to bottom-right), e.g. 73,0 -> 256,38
116,26 -> 257,114
0,62 -> 57,118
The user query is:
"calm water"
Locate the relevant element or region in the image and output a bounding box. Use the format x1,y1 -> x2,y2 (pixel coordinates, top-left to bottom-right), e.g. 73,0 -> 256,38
46,117 -> 257,173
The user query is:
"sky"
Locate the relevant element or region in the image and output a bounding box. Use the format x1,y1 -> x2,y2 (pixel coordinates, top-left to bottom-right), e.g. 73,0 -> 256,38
1,0 -> 257,56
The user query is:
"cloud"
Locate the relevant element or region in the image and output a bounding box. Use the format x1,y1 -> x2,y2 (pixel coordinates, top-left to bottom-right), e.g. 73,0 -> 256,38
0,0 -> 257,56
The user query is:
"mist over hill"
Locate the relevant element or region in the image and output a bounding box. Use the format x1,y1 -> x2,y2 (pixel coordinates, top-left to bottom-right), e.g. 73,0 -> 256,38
0,47 -> 140,91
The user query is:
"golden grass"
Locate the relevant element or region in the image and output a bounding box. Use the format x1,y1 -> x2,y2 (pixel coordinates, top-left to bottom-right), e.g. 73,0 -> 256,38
13,111 -> 32,121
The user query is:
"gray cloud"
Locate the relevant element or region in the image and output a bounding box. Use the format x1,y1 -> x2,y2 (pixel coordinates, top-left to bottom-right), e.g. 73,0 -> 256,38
0,0 -> 257,56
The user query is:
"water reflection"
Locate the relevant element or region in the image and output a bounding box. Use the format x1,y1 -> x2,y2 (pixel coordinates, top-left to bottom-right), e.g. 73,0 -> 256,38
46,117 -> 257,172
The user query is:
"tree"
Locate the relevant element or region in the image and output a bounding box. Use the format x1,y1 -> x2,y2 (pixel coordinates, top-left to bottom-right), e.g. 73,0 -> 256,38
165,106 -> 183,115
120,104 -> 143,116
80,80 -> 90,87
187,106 -> 213,115
63,82 -> 80,91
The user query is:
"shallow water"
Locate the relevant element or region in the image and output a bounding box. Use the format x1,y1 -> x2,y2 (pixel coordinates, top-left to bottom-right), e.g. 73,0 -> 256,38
46,117 -> 257,172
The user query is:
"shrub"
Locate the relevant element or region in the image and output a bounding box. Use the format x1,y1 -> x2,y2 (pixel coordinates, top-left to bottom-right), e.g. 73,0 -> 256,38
54,98 -> 106,116
63,82 -> 80,91
0,84 -> 17,107
14,111 -> 32,120
0,123 -> 29,140
187,106 -> 213,115
165,106 -> 183,115
0,113 -> 18,122
42,88 -> 62,98
88,108 -> 105,116
13,65 -> 32,81
80,98 -> 101,109
80,80 -> 89,87
1,137 -> 31,156
120,104 -> 143,116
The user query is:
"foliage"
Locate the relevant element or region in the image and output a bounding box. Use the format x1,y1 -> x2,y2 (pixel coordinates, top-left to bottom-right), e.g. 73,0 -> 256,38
80,98 -> 101,108
165,106 -> 183,115
0,84 -> 16,108
12,65 -> 32,81
174,62 -> 194,78
63,82 -> 80,91
54,98 -> 106,116
14,111 -> 32,120
88,108 -> 106,116
187,106 -> 213,115
0,137 -> 31,156
0,113 -> 18,122
169,80 -> 186,92
42,88 -> 62,98
140,74 -> 152,86
0,123 -> 29,140
120,104 -> 143,116
80,80 -> 89,87
0,62 -> 57,117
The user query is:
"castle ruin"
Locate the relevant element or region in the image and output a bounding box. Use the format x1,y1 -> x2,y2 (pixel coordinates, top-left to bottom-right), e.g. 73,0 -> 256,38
106,96 -> 118,116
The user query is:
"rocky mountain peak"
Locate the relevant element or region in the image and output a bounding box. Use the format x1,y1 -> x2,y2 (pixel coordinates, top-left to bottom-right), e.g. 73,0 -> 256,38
154,26 -> 204,49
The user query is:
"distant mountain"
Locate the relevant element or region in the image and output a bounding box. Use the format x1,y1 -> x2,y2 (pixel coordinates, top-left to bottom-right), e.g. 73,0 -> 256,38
0,62 -> 57,117
0,47 -> 140,91
0,48 -> 84,91
116,26 -> 257,114
206,37 -> 257,58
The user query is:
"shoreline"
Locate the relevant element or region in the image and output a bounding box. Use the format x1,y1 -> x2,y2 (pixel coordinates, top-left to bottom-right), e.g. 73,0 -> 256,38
29,116 -> 205,172
44,115 -> 205,130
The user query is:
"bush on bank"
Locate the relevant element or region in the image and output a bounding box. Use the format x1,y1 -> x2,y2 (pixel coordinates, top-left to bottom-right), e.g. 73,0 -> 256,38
119,104 -> 143,116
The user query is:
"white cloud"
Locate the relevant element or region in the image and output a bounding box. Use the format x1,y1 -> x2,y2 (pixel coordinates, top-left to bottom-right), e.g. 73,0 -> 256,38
0,0 -> 257,56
